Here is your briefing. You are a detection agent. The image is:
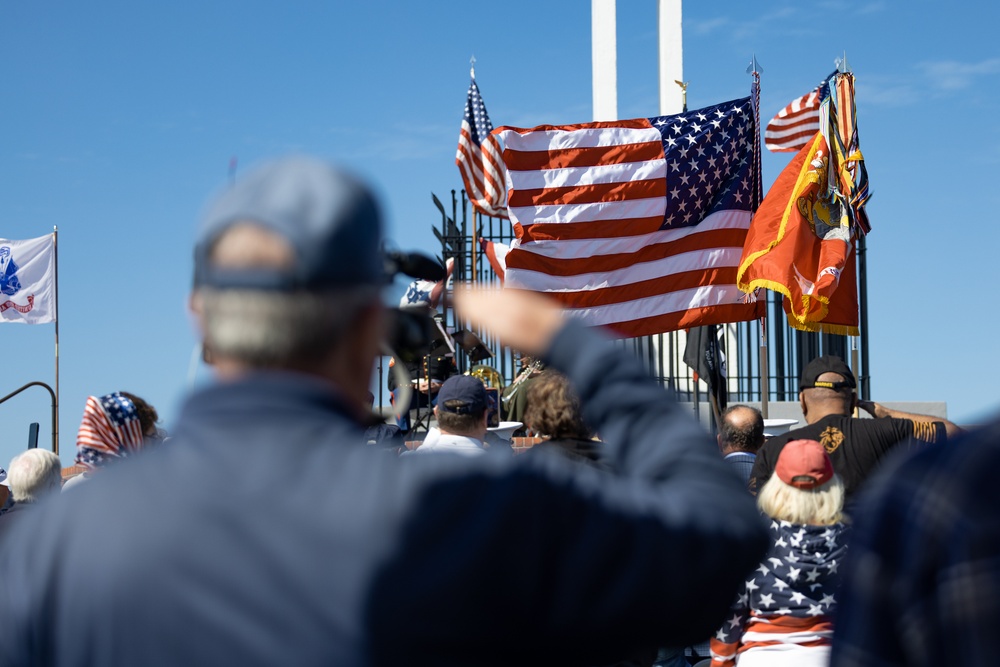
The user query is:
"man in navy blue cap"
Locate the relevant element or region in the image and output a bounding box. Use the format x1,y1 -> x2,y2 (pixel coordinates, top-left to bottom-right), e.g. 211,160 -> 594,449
0,156 -> 769,667
407,375 -> 488,456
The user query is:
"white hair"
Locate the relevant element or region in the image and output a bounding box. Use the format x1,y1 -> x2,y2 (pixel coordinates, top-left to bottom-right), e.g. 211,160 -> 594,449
8,449 -> 62,503
756,472 -> 845,525
197,287 -> 379,368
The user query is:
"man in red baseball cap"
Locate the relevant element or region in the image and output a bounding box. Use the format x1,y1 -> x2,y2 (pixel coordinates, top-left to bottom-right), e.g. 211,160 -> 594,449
712,439 -> 848,666
774,438 -> 834,489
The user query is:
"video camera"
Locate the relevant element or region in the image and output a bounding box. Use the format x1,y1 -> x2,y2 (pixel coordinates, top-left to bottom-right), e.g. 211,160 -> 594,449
382,249 -> 448,364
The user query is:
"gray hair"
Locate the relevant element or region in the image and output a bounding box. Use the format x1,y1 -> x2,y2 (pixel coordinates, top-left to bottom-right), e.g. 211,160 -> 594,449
8,449 -> 62,503
197,286 -> 380,368
756,471 -> 845,525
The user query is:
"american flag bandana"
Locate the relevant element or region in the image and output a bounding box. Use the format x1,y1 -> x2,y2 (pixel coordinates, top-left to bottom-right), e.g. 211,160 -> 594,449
75,393 -> 146,470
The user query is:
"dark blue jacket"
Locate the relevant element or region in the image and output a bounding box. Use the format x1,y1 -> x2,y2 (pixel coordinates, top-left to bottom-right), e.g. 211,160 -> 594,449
0,323 -> 767,666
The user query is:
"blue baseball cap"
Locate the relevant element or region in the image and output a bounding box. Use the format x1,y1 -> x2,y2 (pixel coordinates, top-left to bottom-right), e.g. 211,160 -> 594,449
436,375 -> 488,415
193,156 -> 386,290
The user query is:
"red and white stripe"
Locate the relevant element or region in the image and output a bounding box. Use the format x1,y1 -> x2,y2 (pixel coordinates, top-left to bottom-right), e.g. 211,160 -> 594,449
479,238 -> 509,282
710,614 -> 833,666
76,395 -> 145,468
493,120 -> 758,338
456,124 -> 508,219
765,90 -> 822,153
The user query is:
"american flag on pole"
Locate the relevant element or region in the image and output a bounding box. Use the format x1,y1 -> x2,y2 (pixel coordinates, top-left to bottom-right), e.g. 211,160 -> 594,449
490,93 -> 764,338
764,72 -> 836,153
456,77 -> 507,218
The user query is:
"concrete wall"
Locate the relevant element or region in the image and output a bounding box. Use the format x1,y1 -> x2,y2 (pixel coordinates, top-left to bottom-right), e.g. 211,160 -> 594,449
677,400 -> 951,434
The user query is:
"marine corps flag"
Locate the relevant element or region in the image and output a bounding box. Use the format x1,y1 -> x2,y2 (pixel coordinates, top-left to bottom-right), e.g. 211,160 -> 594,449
737,72 -> 868,335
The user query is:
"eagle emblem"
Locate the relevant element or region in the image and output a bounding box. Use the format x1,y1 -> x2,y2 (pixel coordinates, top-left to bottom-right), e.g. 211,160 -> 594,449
0,246 -> 22,297
818,426 -> 845,454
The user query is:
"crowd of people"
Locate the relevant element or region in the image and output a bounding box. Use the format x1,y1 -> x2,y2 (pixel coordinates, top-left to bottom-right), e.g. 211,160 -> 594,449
0,155 -> 994,666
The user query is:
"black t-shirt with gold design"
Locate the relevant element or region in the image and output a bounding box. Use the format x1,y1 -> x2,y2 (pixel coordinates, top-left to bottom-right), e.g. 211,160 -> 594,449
751,414 -> 946,500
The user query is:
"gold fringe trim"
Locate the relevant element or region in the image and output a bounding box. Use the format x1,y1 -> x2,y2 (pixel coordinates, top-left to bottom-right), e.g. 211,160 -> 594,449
788,319 -> 859,336
737,133 -> 857,330
737,134 -> 826,292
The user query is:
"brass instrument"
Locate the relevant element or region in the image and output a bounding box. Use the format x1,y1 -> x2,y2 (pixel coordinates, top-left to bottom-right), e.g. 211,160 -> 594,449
468,364 -> 504,392
501,360 -> 543,404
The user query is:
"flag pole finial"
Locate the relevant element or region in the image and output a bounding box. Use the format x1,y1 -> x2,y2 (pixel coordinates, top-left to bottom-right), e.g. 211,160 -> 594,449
746,54 -> 763,75
836,52 -> 850,74
674,80 -> 688,113
470,55 -> 476,79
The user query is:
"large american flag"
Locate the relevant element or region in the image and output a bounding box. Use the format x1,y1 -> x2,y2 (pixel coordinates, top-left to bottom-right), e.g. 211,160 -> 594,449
455,78 -> 507,218
764,72 -> 835,152
490,94 -> 764,338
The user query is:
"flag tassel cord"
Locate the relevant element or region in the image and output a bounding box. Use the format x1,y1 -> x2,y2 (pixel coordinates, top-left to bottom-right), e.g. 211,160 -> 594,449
749,60 -> 769,419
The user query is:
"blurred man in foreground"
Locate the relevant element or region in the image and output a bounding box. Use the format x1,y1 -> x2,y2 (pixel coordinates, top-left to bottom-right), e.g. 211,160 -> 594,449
831,420 -> 1000,666
0,156 -> 767,666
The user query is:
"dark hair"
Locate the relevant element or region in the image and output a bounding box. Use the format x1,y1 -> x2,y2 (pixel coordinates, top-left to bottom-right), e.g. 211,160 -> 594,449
523,372 -> 590,440
437,400 -> 485,435
119,392 -> 159,437
719,405 -> 764,453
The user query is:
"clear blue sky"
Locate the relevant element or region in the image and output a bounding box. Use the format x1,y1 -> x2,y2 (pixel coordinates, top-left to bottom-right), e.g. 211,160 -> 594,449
1,1 -> 997,468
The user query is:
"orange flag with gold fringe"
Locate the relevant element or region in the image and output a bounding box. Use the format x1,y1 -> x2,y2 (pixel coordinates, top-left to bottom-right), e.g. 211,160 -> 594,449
737,72 -> 867,335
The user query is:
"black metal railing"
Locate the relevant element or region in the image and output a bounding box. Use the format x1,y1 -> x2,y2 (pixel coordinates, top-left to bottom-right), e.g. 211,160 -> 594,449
375,187 -> 869,427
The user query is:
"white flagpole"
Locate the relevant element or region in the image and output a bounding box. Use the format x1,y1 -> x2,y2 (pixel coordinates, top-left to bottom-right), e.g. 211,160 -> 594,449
53,226 -> 60,455
591,0 -> 618,121
658,0 -> 684,115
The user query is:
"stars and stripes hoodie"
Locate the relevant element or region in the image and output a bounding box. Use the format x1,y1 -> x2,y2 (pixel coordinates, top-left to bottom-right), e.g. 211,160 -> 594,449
710,519 -> 850,666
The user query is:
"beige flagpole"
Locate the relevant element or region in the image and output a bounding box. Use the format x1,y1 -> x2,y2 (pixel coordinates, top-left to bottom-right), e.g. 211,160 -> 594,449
53,226 -> 60,455
851,336 -> 860,417
470,201 -> 477,282
759,319 -> 769,419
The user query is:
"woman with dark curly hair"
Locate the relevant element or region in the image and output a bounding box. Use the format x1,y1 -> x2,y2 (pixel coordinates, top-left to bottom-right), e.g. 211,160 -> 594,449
524,371 -> 602,465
